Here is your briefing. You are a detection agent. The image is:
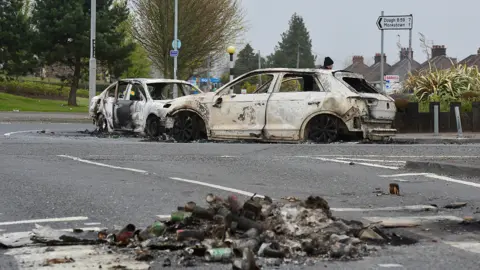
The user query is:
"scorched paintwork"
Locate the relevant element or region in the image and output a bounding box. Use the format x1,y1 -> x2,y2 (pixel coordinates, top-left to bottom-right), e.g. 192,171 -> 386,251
89,78 -> 202,136
164,68 -> 397,142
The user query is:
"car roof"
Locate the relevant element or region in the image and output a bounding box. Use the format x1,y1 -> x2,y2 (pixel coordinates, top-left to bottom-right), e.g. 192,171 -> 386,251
244,68 -> 341,74
121,78 -> 195,84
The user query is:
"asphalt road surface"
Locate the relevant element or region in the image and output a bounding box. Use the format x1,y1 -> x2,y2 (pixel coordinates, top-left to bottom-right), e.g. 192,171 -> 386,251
2,123 -> 480,269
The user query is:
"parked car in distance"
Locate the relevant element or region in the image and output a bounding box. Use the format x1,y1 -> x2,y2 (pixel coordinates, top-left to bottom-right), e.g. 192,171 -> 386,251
162,68 -> 397,143
89,78 -> 203,137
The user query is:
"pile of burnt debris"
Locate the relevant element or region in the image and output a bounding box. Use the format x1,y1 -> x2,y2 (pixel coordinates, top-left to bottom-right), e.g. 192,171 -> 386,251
0,194 -> 416,269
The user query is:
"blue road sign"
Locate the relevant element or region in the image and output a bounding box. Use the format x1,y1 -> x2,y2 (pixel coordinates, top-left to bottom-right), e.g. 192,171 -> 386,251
172,39 -> 182,49
170,50 -> 179,57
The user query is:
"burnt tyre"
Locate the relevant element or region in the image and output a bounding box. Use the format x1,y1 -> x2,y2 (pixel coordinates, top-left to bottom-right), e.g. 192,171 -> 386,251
146,115 -> 162,138
306,114 -> 341,143
96,113 -> 108,133
171,112 -> 206,142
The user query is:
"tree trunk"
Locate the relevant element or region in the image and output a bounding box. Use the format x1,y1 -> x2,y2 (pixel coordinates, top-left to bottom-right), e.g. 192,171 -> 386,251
67,58 -> 82,106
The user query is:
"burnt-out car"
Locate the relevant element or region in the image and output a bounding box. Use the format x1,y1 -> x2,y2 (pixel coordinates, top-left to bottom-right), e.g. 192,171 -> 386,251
89,78 -> 202,137
162,68 -> 397,143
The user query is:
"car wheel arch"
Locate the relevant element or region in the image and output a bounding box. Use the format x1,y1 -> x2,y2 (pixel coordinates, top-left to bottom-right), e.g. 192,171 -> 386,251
299,111 -> 347,141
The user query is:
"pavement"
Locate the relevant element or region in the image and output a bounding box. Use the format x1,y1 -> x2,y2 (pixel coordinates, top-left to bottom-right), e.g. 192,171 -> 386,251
2,123 -> 480,269
392,133 -> 480,144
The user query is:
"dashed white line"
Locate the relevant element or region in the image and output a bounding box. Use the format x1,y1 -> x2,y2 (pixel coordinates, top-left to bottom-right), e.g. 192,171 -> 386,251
336,157 -> 406,164
311,157 -> 400,170
59,155 -> 149,174
170,177 -> 263,198
379,173 -> 430,177
378,264 -> 404,268
3,130 -> 40,137
58,155 -> 264,198
363,215 -> 464,227
443,242 -> 480,254
84,222 -> 101,226
59,227 -> 104,232
0,216 -> 89,226
331,205 -> 437,212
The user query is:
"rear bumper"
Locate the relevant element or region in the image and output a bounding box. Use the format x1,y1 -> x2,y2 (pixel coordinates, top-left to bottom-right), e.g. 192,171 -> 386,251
361,118 -> 397,141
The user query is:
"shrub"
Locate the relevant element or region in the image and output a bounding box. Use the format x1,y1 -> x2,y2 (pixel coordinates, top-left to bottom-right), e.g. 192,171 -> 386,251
404,64 -> 480,102
0,80 -> 89,99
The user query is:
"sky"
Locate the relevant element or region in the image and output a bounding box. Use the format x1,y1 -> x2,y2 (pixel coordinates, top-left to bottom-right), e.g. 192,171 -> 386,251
238,0 -> 480,68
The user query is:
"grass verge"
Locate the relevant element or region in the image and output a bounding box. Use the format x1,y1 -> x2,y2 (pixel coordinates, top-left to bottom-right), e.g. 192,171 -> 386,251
0,92 -> 88,112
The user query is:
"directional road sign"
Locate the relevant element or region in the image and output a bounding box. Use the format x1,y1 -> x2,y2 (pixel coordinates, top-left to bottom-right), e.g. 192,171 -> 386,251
170,50 -> 179,57
377,15 -> 413,30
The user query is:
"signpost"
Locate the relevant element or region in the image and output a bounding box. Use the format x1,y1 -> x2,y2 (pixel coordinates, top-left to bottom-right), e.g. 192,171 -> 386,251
377,12 -> 413,92
172,39 -> 182,50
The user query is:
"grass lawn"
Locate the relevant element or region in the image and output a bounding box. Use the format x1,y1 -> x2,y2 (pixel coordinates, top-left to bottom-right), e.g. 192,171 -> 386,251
0,92 -> 88,113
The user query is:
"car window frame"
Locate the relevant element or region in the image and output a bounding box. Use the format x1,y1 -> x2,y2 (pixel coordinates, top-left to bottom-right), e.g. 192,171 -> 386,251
274,72 -> 326,93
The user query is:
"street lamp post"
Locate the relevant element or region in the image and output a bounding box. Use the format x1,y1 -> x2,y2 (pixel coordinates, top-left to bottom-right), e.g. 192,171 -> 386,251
227,46 -> 235,84
88,0 -> 96,104
173,0 -> 178,98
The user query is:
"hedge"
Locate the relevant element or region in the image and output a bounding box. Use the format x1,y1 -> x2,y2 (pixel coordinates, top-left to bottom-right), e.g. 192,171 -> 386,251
0,80 -> 89,99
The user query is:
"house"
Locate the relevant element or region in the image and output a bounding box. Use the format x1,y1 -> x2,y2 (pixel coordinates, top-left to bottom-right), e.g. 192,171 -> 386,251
417,45 -> 457,72
344,56 -> 370,76
364,53 -> 391,82
459,48 -> 480,68
387,48 -> 421,81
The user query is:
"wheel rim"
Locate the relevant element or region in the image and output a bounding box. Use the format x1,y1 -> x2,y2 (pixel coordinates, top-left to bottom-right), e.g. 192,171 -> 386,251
309,115 -> 339,143
173,115 -> 194,142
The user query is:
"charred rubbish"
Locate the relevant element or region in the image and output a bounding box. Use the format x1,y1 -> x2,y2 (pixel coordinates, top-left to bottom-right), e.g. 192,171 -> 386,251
0,194 -> 414,268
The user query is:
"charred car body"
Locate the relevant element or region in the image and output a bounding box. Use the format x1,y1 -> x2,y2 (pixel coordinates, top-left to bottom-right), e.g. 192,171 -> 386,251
89,78 -> 202,137
160,68 -> 397,143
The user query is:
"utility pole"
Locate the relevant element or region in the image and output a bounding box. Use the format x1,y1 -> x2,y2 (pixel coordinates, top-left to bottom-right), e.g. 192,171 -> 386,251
173,0 -> 178,98
296,43 -> 300,68
88,0 -> 96,103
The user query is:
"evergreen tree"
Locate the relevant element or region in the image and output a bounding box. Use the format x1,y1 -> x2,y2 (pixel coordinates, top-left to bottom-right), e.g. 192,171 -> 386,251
31,0 -> 135,105
269,13 -> 316,68
234,43 -> 267,76
0,0 -> 36,78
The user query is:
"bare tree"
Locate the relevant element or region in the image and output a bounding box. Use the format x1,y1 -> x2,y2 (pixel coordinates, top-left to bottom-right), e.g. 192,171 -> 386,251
418,32 -> 432,60
132,0 -> 246,79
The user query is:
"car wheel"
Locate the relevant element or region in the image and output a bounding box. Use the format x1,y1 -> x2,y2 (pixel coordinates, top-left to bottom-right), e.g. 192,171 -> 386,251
146,116 -> 161,138
307,115 -> 339,143
97,114 -> 108,133
171,113 -> 195,142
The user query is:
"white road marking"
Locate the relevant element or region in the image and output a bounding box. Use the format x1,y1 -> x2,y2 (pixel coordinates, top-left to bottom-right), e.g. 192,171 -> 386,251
0,216 -> 88,226
303,155 -> 480,158
331,205 -> 437,212
379,173 -> 431,177
58,155 -> 149,174
336,158 -> 406,164
170,177 -> 263,198
311,157 -> 400,170
157,215 -> 170,220
3,130 -> 40,137
443,241 -> 480,254
0,229 -> 4,232
59,227 -> 104,232
363,215 -> 463,227
84,222 -> 101,226
380,173 -> 480,188
58,155 -> 264,199
378,264 -> 404,268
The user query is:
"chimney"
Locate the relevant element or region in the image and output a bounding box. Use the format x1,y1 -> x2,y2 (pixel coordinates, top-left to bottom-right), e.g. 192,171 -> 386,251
431,45 -> 446,58
400,48 -> 413,61
352,56 -> 364,64
374,53 -> 386,64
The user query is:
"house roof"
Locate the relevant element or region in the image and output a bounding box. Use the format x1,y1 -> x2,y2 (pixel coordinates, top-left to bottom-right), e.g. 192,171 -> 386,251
387,59 -> 421,81
417,56 -> 457,72
459,53 -> 480,68
364,62 -> 392,82
344,62 -> 370,76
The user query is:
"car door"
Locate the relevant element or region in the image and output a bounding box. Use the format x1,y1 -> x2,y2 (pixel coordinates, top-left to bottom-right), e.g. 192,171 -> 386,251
264,72 -> 328,140
209,73 -> 277,140
113,82 -> 133,129
128,81 -> 148,132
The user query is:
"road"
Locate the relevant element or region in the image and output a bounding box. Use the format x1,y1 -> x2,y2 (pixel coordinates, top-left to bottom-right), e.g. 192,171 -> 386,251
1,123 -> 480,269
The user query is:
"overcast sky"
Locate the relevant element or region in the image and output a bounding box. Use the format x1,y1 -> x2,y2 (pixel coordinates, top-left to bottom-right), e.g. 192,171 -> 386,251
239,0 -> 480,68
